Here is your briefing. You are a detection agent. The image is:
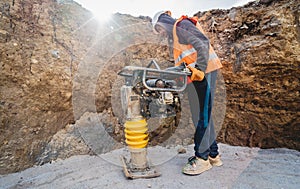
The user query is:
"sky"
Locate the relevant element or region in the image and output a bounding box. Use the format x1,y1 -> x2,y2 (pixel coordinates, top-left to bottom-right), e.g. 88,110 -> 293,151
74,0 -> 254,22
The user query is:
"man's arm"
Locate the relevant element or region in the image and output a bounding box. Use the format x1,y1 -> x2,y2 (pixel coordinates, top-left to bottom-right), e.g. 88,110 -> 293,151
177,20 -> 210,71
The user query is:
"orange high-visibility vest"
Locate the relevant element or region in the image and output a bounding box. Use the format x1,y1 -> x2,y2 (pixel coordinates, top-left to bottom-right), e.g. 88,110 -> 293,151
172,15 -> 222,73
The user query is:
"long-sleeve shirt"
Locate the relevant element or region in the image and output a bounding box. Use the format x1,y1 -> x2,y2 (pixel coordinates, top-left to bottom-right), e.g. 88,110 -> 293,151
176,19 -> 210,71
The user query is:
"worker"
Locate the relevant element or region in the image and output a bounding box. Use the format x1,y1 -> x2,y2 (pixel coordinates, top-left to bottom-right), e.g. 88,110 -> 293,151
151,11 -> 223,175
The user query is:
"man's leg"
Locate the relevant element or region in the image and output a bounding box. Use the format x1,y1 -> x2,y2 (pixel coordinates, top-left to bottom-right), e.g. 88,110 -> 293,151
182,78 -> 212,175
188,71 -> 220,159
207,70 -> 219,157
186,78 -> 210,159
207,70 -> 223,166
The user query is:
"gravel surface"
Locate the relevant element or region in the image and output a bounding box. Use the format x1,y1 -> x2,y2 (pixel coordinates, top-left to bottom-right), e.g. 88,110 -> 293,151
0,143 -> 299,189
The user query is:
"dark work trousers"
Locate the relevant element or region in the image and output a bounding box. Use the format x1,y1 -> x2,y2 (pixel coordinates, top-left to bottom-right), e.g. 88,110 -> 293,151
186,70 -> 219,160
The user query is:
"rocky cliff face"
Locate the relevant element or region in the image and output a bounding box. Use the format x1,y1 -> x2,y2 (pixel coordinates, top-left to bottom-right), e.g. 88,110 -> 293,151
194,0 -> 300,149
0,0 -> 98,173
0,0 -> 299,174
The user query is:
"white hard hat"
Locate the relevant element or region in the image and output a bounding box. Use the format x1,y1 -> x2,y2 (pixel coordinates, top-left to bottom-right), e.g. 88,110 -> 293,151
151,11 -> 171,33
152,11 -> 165,28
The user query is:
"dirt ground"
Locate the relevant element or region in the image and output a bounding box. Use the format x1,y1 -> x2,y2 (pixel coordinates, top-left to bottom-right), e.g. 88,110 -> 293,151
0,143 -> 299,189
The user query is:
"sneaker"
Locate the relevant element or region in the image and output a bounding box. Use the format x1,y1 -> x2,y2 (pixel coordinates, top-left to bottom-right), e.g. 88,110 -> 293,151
208,155 -> 223,166
182,156 -> 212,175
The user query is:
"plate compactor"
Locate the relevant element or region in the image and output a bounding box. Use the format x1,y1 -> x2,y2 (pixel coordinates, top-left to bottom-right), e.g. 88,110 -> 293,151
118,60 -> 190,179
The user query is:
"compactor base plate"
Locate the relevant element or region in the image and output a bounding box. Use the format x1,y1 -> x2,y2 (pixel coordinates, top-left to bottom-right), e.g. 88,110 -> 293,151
120,155 -> 161,179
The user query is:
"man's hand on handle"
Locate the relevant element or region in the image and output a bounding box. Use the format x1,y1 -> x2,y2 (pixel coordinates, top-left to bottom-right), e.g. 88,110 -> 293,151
187,65 -> 205,81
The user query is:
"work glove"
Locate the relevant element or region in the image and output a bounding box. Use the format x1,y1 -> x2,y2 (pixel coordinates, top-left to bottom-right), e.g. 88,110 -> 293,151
187,65 -> 205,81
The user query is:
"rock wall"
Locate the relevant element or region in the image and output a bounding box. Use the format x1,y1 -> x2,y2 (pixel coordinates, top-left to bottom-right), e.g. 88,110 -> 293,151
0,0 -> 299,174
0,0 -> 98,174
194,0 -> 299,149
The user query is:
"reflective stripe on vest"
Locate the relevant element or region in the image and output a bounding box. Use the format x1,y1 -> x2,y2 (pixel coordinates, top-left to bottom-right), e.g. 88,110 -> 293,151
175,48 -> 197,64
209,51 -> 218,59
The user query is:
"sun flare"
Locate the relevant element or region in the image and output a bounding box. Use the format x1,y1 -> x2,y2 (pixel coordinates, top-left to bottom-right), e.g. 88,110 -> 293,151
87,4 -> 115,24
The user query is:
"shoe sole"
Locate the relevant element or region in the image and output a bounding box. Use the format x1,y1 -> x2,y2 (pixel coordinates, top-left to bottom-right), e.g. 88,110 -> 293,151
210,162 -> 223,166
182,164 -> 212,175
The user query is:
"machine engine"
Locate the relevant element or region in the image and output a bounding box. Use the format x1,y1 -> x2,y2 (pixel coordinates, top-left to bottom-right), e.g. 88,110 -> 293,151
119,60 -> 189,121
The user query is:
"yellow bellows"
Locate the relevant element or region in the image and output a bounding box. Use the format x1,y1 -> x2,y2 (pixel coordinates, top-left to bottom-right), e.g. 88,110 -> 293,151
124,119 -> 149,149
